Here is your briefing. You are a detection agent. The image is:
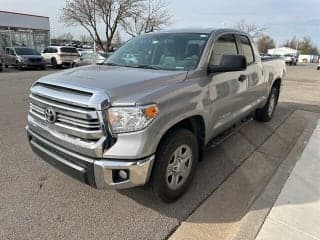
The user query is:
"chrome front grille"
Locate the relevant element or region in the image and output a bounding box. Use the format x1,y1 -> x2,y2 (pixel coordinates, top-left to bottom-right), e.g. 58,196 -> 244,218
29,93 -> 103,140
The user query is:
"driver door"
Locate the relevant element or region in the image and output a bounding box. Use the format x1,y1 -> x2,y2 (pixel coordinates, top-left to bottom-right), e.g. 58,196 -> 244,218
207,33 -> 249,134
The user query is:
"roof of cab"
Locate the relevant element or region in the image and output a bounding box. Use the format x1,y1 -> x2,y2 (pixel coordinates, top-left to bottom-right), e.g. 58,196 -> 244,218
145,28 -> 248,36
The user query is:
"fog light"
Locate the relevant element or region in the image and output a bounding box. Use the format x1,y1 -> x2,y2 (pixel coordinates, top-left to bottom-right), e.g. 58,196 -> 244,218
119,170 -> 128,180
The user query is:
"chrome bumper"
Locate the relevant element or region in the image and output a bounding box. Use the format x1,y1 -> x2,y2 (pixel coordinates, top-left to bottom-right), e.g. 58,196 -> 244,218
26,126 -> 155,189
94,155 -> 155,189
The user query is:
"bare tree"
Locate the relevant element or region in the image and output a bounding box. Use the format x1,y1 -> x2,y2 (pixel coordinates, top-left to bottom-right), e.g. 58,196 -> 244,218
61,0 -> 104,49
234,19 -> 266,40
121,0 -> 172,37
79,34 -> 93,43
256,34 -> 275,53
112,31 -> 122,47
61,0 -> 141,51
283,36 -> 319,55
57,32 -> 74,42
283,36 -> 299,49
96,0 -> 141,50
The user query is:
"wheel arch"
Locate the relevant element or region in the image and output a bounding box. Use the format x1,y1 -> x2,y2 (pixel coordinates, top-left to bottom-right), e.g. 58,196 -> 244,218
156,115 -> 206,160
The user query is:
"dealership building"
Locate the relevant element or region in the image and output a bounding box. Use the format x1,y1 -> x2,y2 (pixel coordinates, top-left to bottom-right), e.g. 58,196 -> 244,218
0,10 -> 50,52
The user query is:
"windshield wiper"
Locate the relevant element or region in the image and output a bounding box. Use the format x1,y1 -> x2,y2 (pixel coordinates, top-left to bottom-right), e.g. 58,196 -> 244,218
104,62 -> 122,66
105,63 -> 162,70
131,64 -> 162,70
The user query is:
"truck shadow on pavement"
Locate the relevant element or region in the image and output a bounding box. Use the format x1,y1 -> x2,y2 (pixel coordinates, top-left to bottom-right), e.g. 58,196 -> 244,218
119,101 -> 320,226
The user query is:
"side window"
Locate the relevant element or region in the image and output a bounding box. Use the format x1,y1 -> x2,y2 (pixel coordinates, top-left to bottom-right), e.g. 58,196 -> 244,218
52,48 -> 58,53
210,34 -> 238,66
43,48 -> 48,53
239,35 -> 254,64
5,48 -> 10,54
9,49 -> 15,55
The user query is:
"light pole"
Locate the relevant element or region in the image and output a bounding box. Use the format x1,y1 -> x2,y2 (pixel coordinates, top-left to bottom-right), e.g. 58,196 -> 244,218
93,0 -> 96,52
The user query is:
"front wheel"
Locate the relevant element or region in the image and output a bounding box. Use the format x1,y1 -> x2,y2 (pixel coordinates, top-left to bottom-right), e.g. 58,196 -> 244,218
151,128 -> 199,202
16,61 -> 22,70
255,87 -> 279,122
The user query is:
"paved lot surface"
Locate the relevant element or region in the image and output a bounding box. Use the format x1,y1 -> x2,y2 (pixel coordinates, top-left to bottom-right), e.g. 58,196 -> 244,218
256,120 -> 320,240
0,64 -> 319,240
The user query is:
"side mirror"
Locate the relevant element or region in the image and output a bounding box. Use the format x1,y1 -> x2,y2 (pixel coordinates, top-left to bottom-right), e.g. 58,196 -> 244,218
208,55 -> 247,73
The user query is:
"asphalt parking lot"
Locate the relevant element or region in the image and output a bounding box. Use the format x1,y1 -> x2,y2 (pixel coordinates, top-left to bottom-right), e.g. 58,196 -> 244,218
0,64 -> 320,240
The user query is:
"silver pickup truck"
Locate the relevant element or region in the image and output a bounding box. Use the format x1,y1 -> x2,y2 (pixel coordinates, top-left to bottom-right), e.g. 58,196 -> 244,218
26,29 -> 286,202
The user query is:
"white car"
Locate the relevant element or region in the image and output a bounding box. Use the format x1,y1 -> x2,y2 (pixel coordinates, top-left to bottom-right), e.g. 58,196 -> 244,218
75,52 -> 110,67
284,54 -> 298,66
42,46 -> 80,68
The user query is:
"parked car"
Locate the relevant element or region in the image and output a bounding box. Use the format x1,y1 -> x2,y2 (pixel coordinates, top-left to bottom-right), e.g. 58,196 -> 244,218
4,47 -> 46,70
26,28 -> 286,202
75,52 -> 110,66
283,54 -> 298,65
0,48 -> 4,72
42,46 -> 80,68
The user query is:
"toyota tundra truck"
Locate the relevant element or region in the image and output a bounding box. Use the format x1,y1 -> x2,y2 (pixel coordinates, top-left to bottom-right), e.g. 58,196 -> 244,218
26,29 -> 286,202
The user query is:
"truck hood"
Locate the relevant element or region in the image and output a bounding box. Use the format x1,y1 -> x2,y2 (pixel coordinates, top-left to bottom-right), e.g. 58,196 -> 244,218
36,65 -> 188,105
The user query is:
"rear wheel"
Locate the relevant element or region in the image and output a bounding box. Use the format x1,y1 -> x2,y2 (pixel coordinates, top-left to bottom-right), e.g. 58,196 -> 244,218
151,128 -> 199,202
51,58 -> 58,69
255,87 -> 279,122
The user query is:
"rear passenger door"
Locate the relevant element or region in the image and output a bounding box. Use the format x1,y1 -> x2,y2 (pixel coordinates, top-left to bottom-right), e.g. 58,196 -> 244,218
236,35 -> 265,107
208,33 -> 249,134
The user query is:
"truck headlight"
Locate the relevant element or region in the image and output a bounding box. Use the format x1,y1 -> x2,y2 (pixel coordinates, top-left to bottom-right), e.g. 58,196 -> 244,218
18,56 -> 26,62
107,104 -> 159,134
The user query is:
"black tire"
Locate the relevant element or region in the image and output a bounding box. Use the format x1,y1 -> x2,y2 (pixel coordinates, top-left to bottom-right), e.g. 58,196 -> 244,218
51,58 -> 58,69
16,61 -> 22,70
317,66 -> 320,70
40,65 -> 46,70
151,128 -> 199,202
71,62 -> 77,68
255,87 -> 279,122
5,64 -> 8,68
0,66 -> 2,72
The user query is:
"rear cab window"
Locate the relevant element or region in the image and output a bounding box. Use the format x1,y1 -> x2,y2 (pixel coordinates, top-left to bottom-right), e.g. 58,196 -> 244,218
239,35 -> 255,65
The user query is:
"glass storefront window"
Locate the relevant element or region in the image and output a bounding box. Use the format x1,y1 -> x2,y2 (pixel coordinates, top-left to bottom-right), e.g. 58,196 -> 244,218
0,27 -> 50,52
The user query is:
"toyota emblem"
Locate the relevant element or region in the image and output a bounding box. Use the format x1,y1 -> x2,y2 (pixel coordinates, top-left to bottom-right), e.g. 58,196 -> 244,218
44,108 -> 57,124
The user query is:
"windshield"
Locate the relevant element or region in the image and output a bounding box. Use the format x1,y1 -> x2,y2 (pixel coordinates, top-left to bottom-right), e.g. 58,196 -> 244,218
14,48 -> 40,55
105,33 -> 209,71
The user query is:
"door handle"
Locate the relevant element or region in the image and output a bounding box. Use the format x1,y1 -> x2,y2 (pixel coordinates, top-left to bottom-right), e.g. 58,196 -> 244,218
238,74 -> 247,82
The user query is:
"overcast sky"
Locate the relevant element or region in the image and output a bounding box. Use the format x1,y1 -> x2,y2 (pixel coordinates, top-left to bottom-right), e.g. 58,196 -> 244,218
1,0 -> 320,46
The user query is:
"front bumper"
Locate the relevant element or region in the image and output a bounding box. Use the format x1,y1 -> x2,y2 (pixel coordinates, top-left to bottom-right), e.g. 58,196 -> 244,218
20,61 -> 46,68
26,126 -> 155,189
